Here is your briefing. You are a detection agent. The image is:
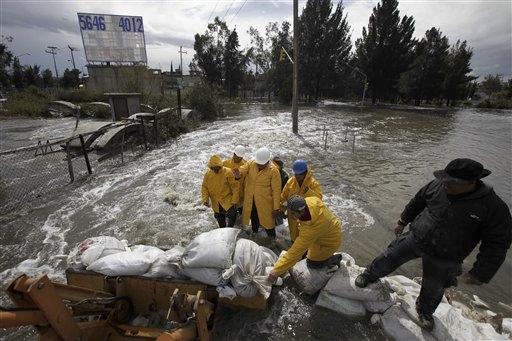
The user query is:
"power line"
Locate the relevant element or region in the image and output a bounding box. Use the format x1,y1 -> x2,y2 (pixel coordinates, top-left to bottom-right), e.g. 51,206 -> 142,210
229,0 -> 248,23
221,0 -> 234,21
207,0 -> 219,23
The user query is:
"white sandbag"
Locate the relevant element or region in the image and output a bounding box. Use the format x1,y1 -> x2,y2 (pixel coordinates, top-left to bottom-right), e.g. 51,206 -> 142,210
381,305 -> 436,341
323,263 -> 393,302
364,293 -> 398,313
143,246 -> 186,279
432,303 -> 508,341
79,236 -> 128,266
130,245 -> 165,262
316,290 -> 367,318
182,267 -> 225,286
291,258 -> 337,295
228,239 -> 278,298
181,228 -> 240,269
217,285 -> 237,300
87,251 -> 151,276
502,318 -> 512,337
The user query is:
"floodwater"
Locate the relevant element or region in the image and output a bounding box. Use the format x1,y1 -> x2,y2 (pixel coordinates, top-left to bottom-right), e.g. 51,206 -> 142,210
0,103 -> 511,340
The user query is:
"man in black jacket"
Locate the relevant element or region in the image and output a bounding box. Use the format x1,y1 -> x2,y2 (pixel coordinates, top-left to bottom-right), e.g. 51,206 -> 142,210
355,158 -> 511,331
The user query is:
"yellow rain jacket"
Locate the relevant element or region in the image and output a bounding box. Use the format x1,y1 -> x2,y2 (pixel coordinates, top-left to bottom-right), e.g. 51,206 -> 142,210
281,170 -> 323,241
201,156 -> 240,213
239,160 -> 281,229
273,196 -> 342,275
223,157 -> 246,206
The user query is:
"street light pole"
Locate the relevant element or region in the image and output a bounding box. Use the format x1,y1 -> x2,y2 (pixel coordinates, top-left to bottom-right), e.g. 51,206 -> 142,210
45,46 -> 59,79
292,0 -> 299,134
68,45 -> 78,70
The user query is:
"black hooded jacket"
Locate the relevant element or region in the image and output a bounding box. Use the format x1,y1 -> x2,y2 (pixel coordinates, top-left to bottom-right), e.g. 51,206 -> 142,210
401,179 -> 512,283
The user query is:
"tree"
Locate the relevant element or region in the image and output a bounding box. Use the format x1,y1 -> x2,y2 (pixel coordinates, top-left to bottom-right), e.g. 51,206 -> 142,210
355,0 -> 416,103
24,65 -> 42,87
12,57 -> 24,89
42,68 -> 53,88
61,68 -> 81,88
223,30 -> 246,97
190,17 -> 230,86
267,21 -> 293,104
442,40 -> 475,105
399,28 -> 449,104
0,36 -> 14,91
248,26 -> 272,101
299,0 -> 351,101
479,74 -> 503,99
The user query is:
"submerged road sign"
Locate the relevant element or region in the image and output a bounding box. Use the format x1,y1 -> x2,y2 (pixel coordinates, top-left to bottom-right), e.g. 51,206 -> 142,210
77,13 -> 147,63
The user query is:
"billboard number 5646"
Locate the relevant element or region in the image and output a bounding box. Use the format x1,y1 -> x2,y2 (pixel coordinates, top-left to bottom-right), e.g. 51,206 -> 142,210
78,15 -> 106,31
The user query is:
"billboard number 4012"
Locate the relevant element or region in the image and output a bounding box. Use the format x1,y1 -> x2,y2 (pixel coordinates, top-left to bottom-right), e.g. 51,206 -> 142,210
118,17 -> 144,32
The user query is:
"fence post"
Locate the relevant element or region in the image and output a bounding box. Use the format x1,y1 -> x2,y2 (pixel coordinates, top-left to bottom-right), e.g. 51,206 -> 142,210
139,116 -> 148,150
324,131 -> 328,150
154,116 -> 159,146
79,134 -> 92,175
65,141 -> 74,182
352,133 -> 356,153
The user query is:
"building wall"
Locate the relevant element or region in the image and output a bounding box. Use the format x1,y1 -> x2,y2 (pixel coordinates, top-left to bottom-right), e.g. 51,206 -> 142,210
86,65 -> 200,94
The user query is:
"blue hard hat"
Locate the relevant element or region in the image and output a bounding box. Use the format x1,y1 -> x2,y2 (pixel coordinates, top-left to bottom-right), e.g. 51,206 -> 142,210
292,159 -> 308,175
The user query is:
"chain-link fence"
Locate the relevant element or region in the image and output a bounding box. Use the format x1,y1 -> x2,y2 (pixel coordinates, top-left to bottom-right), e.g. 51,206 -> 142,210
0,111 -> 181,215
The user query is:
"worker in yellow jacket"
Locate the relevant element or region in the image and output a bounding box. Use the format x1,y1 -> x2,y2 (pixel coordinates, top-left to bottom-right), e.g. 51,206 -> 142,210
223,145 -> 247,211
281,159 -> 323,241
235,147 -> 282,238
201,155 -> 240,228
269,195 -> 342,282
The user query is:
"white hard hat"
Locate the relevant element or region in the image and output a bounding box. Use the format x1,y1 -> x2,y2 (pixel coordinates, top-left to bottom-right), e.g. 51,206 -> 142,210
255,147 -> 271,165
234,145 -> 246,158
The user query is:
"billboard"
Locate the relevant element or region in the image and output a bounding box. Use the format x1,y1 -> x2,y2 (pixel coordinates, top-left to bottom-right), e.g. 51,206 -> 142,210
77,13 -> 147,63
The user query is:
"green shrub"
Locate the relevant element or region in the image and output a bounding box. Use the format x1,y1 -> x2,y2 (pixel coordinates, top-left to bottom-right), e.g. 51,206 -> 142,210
4,86 -> 53,117
184,82 -> 223,120
476,99 -> 512,109
80,103 -> 111,119
57,89 -> 106,103
142,92 -> 177,111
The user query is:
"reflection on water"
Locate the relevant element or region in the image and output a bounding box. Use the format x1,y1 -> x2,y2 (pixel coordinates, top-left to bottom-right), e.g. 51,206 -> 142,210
0,104 -> 510,340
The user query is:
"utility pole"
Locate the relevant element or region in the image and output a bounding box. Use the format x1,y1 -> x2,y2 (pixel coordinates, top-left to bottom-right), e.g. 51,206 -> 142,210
68,45 -> 78,70
178,46 -> 187,79
292,0 -> 299,134
45,46 -> 59,79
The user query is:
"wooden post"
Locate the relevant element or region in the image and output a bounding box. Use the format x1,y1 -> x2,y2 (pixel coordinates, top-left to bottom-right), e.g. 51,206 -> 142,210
292,0 -> 299,134
352,133 -> 356,153
79,134 -> 92,174
65,141 -> 74,182
139,116 -> 148,150
177,88 -> 182,119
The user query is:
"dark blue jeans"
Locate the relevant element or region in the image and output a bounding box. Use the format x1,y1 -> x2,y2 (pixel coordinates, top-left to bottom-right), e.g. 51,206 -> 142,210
365,232 -> 462,315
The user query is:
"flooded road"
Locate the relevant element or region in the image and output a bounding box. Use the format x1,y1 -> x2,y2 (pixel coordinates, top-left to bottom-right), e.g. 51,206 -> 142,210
1,103 -> 511,340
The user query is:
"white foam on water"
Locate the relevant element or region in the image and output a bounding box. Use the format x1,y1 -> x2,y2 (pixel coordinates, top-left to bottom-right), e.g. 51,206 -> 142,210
324,194 -> 375,232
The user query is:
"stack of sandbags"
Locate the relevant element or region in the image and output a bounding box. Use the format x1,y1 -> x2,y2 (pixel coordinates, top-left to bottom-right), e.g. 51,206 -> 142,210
315,253 -> 510,340
222,238 -> 278,298
180,228 -> 241,286
79,236 -> 129,267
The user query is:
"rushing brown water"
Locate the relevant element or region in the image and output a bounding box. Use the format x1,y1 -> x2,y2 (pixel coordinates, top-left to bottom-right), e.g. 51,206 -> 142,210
1,103 -> 510,340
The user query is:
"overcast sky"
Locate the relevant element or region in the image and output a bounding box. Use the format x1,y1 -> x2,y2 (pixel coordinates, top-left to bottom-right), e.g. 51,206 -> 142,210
1,0 -> 510,80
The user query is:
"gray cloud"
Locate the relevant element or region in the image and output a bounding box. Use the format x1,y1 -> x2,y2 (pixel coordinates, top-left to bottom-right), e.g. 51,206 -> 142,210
1,0 -> 510,79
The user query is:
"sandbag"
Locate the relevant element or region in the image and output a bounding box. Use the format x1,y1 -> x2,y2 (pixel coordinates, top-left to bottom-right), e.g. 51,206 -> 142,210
290,258 -> 337,295
144,246 -> 186,279
79,236 -> 128,266
503,318 -> 512,337
130,245 -> 165,262
322,263 -> 393,302
363,293 -> 398,313
228,238 -> 277,298
181,228 -> 240,269
182,267 -> 225,286
381,305 -> 436,341
316,290 -> 367,318
432,303 -> 508,341
87,251 -> 151,276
